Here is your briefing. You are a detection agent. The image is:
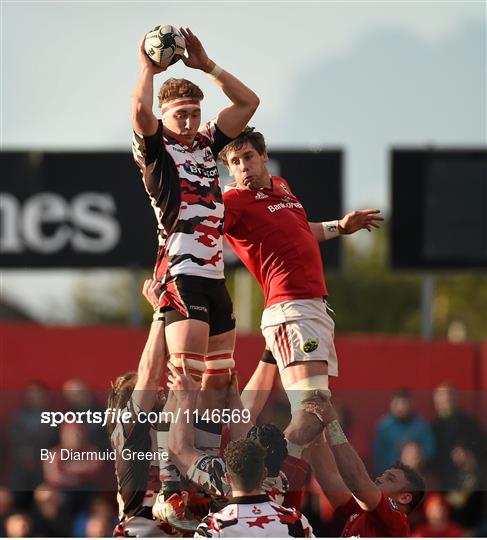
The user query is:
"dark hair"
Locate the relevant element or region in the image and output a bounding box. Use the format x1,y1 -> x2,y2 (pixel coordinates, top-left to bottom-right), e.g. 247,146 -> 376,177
246,423 -> 288,477
106,371 -> 137,437
224,438 -> 266,492
158,78 -> 204,108
393,388 -> 412,400
219,127 -> 267,165
390,461 -> 425,513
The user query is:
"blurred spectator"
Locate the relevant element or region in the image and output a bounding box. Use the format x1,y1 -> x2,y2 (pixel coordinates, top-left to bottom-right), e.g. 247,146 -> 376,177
43,422 -> 105,512
0,486 -> 14,536
72,495 -> 117,537
9,382 -> 59,505
373,389 -> 435,474
400,441 -> 438,492
445,444 -> 485,533
62,378 -> 109,450
430,384 -> 486,490
399,441 -> 438,531
413,493 -> 464,537
85,513 -> 115,537
4,512 -> 33,538
31,483 -> 71,537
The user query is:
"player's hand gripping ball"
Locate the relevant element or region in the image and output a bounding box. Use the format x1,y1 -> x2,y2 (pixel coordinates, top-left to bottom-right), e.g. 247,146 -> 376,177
144,25 -> 186,68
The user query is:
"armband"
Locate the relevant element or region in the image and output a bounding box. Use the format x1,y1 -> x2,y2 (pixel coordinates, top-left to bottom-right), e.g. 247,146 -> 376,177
327,419 -> 348,446
322,220 -> 340,240
206,60 -> 223,80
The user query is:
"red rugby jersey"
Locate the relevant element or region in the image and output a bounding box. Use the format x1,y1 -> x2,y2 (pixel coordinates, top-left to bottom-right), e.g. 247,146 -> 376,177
223,176 -> 327,308
335,494 -> 411,537
281,455 -> 312,511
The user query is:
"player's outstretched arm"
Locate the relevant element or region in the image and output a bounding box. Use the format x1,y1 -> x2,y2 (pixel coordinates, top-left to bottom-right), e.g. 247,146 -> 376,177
179,27 -> 260,137
133,279 -> 166,413
308,433 -> 352,509
309,209 -> 383,242
241,354 -> 278,424
305,399 -> 382,512
226,371 -> 254,440
167,361 -> 202,476
131,36 -> 167,136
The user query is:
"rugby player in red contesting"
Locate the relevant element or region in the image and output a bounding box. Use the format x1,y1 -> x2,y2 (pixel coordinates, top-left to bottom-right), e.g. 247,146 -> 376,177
220,128 -> 383,459
305,398 -> 425,537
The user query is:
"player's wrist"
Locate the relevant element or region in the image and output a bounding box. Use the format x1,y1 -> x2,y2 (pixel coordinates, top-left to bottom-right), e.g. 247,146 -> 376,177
322,220 -> 340,240
205,59 -> 223,79
152,308 -> 165,323
326,419 -> 348,446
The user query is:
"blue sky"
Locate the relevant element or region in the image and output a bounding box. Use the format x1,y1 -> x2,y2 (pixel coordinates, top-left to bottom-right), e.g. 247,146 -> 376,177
1,0 -> 485,321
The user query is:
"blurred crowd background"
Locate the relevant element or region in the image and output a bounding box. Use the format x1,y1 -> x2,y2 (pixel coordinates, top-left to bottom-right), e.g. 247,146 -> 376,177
0,379 -> 485,537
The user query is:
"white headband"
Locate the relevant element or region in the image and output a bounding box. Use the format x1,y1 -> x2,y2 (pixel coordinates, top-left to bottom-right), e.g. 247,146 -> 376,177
161,98 -> 201,117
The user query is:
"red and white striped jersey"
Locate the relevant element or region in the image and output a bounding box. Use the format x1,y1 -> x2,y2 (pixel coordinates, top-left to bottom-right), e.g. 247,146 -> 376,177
132,121 -> 232,282
194,494 -> 314,537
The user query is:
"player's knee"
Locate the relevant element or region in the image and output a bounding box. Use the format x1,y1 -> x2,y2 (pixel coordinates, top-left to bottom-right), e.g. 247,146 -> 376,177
169,352 -> 205,381
286,409 -> 323,446
204,350 -> 235,376
285,374 -> 330,414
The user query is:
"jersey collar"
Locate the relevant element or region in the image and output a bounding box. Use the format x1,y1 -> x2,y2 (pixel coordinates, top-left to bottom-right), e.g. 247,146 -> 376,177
228,494 -> 270,504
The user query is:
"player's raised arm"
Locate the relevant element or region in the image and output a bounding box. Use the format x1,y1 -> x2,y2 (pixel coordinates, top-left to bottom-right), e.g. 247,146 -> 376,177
241,351 -> 278,424
308,209 -> 383,242
167,361 -> 202,476
305,399 -> 382,512
308,433 -> 353,510
131,36 -> 167,136
225,371 -> 255,440
179,27 -> 259,137
133,279 -> 166,413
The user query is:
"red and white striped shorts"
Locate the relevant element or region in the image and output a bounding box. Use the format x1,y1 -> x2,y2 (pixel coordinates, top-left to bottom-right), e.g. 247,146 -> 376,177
260,298 -> 338,375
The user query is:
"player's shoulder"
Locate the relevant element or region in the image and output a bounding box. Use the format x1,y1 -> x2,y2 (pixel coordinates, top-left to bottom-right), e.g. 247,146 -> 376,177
269,502 -> 313,532
195,504 -> 239,537
197,120 -> 214,141
223,184 -> 246,205
273,176 -> 294,194
376,494 -> 410,533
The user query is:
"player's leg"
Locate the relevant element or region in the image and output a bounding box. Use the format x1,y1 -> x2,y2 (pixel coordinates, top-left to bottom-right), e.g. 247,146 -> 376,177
261,299 -> 338,458
280,360 -> 329,456
155,277 -> 211,531
203,279 -> 236,397
196,280 -> 236,455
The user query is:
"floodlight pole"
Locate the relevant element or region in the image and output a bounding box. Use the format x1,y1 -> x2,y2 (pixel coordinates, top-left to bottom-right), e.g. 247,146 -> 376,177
421,274 -> 435,339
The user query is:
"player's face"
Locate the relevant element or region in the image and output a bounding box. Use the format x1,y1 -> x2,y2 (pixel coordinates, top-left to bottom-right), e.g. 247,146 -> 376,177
374,468 -> 410,496
226,143 -> 270,190
163,107 -> 201,143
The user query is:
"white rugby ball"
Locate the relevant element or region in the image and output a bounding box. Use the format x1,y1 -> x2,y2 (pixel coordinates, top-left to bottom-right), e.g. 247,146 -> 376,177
144,25 -> 186,68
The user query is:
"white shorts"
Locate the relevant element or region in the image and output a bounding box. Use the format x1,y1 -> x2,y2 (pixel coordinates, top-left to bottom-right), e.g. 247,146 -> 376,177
261,298 -> 338,376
